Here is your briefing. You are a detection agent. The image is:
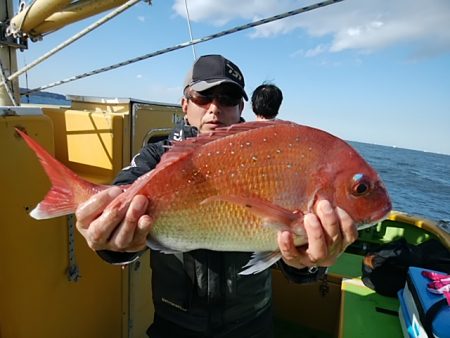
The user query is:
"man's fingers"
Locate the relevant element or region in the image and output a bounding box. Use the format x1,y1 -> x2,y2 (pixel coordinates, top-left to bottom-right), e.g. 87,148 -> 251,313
75,186 -> 122,228
108,195 -> 149,250
280,201 -> 358,270
127,215 -> 153,251
337,207 -> 358,248
278,231 -> 297,260
316,200 -> 342,248
134,215 -> 153,242
303,213 -> 327,264
87,199 -> 131,246
74,187 -> 153,252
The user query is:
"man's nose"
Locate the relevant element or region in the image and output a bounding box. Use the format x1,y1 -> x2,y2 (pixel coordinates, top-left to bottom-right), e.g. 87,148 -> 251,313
207,98 -> 222,114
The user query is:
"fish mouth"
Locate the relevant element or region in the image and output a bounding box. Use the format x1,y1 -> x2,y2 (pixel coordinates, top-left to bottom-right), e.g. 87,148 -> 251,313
356,210 -> 391,231
356,197 -> 393,231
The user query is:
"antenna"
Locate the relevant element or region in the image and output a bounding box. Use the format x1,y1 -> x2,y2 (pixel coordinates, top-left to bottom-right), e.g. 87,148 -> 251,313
24,55 -> 30,103
184,0 -> 197,60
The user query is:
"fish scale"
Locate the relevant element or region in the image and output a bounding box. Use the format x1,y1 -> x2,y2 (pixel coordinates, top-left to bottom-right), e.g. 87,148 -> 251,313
145,126 -> 299,251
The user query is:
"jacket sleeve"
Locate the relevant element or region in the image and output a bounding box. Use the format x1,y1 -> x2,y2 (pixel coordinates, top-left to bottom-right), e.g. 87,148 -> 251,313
277,260 -> 327,284
96,141 -> 167,265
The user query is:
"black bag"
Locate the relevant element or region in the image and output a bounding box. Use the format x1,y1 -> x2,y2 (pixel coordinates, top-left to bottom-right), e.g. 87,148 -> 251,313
362,238 -> 450,297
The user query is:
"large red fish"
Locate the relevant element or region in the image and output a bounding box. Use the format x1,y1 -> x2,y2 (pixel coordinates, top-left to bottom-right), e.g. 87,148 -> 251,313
16,121 -> 391,274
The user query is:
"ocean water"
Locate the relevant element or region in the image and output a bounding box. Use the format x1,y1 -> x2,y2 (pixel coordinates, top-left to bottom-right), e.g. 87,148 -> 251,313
349,141 -> 450,222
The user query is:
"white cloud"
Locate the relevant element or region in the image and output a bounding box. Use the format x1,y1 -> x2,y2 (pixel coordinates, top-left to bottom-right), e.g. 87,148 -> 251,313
289,44 -> 328,59
304,44 -> 327,58
137,16 -> 145,22
172,0 -> 450,58
172,0 -> 292,26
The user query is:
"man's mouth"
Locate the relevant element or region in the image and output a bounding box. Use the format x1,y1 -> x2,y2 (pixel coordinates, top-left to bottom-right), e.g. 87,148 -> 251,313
205,121 -> 223,127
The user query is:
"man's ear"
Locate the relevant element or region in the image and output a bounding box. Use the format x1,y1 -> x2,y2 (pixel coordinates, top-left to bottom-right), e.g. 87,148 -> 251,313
239,99 -> 244,114
181,97 -> 189,113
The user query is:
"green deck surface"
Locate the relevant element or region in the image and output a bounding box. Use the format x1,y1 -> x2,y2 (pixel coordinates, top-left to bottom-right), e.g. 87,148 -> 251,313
328,253 -> 363,279
358,220 -> 436,245
340,279 -> 403,338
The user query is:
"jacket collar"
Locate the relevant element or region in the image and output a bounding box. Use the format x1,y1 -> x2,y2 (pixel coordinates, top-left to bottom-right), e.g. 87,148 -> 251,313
169,119 -> 199,142
168,117 -> 245,142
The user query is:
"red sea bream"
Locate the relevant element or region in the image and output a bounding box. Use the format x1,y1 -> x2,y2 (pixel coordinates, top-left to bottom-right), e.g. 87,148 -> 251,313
16,120 -> 392,274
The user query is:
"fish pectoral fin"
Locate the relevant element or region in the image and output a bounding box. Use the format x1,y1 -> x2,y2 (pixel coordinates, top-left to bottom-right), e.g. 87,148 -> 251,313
239,251 -> 282,275
201,195 -> 299,232
260,219 -> 291,232
147,237 -> 181,254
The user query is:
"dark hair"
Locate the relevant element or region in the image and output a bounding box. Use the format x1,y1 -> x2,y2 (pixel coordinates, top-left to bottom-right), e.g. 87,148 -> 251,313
251,83 -> 283,119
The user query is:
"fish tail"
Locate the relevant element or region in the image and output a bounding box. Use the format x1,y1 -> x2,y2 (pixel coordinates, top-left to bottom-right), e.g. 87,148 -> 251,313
16,128 -> 106,220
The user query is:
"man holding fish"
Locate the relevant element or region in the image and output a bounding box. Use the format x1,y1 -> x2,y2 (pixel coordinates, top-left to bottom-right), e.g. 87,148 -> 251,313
74,55 -> 360,337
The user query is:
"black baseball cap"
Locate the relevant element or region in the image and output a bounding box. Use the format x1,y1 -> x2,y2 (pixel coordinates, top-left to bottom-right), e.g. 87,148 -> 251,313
183,54 -> 248,100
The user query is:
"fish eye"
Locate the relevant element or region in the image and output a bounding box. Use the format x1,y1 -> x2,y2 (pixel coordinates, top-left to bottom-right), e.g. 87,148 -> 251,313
351,173 -> 372,197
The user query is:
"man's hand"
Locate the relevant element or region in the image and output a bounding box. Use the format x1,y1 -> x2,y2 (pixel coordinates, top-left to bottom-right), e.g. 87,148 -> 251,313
278,200 -> 358,269
75,186 -> 153,252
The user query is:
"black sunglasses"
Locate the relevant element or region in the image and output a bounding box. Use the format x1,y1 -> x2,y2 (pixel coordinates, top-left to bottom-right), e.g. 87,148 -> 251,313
186,90 -> 242,107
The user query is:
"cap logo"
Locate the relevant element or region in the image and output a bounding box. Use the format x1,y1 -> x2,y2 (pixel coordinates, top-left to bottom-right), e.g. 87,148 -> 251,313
226,63 -> 243,83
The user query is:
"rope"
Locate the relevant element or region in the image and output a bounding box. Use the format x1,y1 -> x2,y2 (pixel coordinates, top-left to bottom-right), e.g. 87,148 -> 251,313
22,0 -> 344,95
0,60 -> 18,105
6,0 -> 141,85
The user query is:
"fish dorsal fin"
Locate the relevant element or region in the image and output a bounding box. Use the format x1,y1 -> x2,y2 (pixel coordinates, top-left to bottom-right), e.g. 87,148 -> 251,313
156,120 -> 291,172
203,120 -> 292,140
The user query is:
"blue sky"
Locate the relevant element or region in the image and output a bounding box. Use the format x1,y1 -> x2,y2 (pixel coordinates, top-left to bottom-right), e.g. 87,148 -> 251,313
15,0 -> 450,154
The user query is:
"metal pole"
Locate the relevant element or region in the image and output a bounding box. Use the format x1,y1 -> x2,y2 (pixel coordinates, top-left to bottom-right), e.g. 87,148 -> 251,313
6,0 -> 140,84
30,0 -> 132,37
8,0 -> 70,37
0,0 -> 20,105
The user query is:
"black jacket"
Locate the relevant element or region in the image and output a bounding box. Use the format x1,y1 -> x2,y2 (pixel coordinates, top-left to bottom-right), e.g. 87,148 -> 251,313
98,120 -> 325,333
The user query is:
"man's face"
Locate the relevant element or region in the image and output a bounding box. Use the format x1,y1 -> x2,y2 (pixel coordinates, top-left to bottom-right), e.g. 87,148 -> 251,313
181,83 -> 244,133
